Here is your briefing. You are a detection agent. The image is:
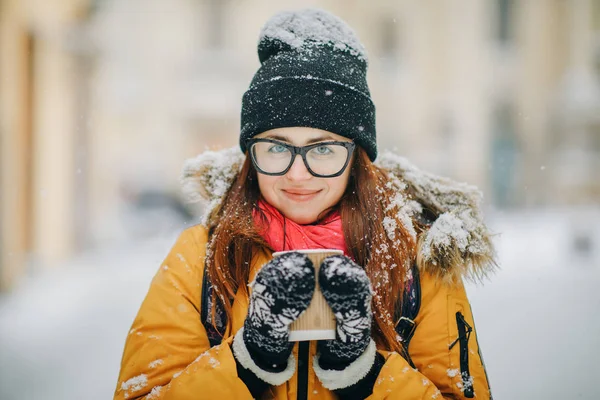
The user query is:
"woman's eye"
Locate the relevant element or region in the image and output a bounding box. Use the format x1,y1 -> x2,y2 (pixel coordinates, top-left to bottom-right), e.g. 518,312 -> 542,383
268,144 -> 287,153
314,145 -> 333,155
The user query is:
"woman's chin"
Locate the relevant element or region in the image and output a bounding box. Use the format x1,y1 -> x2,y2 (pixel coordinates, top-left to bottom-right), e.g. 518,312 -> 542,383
282,211 -> 318,225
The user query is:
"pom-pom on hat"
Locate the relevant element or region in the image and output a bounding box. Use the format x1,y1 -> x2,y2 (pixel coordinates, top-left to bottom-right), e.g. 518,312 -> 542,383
240,8 -> 377,161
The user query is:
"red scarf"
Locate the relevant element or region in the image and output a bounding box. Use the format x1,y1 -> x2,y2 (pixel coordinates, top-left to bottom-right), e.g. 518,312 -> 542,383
253,199 -> 348,256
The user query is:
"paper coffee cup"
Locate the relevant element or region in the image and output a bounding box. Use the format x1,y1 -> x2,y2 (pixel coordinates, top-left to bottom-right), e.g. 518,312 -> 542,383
271,249 -> 341,341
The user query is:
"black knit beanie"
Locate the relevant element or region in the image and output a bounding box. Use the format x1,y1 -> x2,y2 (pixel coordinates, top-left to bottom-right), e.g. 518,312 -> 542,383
239,8 -> 377,161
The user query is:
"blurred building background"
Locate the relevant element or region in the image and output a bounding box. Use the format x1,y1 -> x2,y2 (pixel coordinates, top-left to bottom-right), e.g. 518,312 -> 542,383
1,0 -> 600,291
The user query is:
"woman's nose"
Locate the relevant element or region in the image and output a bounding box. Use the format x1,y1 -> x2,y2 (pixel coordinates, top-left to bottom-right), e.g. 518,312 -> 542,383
285,154 -> 312,181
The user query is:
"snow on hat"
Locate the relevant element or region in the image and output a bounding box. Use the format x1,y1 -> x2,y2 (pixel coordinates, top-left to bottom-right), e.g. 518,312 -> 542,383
239,8 -> 377,161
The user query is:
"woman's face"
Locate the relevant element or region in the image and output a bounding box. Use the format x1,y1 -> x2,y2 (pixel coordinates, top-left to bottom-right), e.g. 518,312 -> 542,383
253,127 -> 353,225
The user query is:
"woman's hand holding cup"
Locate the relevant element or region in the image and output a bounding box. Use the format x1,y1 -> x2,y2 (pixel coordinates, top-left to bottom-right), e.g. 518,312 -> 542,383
313,255 -> 377,389
233,252 -> 314,383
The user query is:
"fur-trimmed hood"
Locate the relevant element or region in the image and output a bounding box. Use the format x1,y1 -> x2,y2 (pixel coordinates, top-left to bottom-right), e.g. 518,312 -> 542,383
181,148 -> 497,284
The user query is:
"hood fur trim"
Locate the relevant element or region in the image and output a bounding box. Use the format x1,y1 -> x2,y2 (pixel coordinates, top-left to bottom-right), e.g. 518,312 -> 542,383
182,148 -> 497,283
375,151 -> 497,284
181,147 -> 245,225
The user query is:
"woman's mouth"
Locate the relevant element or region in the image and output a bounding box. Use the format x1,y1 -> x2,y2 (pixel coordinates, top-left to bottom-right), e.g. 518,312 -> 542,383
281,189 -> 321,202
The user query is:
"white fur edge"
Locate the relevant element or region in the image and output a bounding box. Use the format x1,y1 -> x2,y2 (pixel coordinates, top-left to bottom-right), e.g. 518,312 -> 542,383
312,339 -> 378,390
232,328 -> 296,386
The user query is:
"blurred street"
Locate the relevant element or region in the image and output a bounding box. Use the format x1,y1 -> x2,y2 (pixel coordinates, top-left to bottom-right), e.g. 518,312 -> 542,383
0,209 -> 598,400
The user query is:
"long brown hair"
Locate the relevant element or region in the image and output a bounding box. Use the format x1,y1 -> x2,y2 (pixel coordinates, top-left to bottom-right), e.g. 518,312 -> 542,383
205,147 -> 416,354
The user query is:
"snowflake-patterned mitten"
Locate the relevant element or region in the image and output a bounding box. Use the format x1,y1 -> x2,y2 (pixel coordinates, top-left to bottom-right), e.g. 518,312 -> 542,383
313,255 -> 379,392
232,251 -> 315,386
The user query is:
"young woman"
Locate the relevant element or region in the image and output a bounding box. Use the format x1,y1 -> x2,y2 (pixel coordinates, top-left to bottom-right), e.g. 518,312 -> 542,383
114,9 -> 495,400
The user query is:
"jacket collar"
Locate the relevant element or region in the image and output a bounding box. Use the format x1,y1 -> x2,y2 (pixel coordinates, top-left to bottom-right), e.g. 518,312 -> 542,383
181,147 -> 497,284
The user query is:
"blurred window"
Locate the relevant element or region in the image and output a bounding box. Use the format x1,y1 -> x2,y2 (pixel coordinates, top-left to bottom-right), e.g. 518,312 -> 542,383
594,0 -> 600,31
592,1 -> 600,151
592,128 -> 600,152
380,16 -> 400,71
207,0 -> 227,49
23,32 -> 37,253
594,0 -> 600,74
381,17 -> 399,59
497,0 -> 514,46
491,103 -> 519,208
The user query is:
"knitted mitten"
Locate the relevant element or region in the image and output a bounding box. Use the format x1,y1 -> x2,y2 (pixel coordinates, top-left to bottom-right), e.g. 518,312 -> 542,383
314,255 -> 378,391
233,252 -> 315,386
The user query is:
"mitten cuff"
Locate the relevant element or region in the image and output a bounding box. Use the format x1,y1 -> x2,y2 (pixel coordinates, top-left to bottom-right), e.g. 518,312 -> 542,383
313,339 -> 377,390
232,328 -> 296,386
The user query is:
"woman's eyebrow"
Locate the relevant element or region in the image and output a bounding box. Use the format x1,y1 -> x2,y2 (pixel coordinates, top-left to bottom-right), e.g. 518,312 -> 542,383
306,136 -> 337,144
264,134 -> 337,144
263,134 -> 292,142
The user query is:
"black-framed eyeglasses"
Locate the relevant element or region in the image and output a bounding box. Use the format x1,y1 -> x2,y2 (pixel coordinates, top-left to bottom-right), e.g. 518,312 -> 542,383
246,138 -> 355,178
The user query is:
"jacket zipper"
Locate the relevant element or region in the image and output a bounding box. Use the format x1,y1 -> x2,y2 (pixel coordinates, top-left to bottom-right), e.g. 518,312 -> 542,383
449,311 -> 474,398
297,341 -> 309,400
466,303 -> 493,399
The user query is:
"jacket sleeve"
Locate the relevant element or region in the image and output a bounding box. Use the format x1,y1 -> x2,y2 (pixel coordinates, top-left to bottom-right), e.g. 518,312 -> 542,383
408,272 -> 492,399
113,226 -> 253,400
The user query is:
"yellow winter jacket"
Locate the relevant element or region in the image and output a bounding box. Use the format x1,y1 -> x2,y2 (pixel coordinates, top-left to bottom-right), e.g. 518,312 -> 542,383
114,224 -> 491,400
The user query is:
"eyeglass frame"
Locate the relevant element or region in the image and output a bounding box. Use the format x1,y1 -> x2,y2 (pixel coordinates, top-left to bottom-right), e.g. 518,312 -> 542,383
245,138 -> 356,178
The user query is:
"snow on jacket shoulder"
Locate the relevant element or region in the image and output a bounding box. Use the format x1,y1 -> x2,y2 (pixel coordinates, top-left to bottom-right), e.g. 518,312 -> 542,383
114,225 -> 492,400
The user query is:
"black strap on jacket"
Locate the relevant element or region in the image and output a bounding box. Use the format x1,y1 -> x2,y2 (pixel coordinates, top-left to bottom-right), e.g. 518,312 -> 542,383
200,267 -> 228,347
393,264 -> 421,367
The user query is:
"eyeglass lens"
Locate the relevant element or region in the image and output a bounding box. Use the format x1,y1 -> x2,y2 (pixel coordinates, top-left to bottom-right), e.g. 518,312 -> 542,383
250,142 -> 350,176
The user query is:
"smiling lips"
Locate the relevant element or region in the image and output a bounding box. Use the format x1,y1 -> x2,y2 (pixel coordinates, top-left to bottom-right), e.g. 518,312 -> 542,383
281,189 -> 321,201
